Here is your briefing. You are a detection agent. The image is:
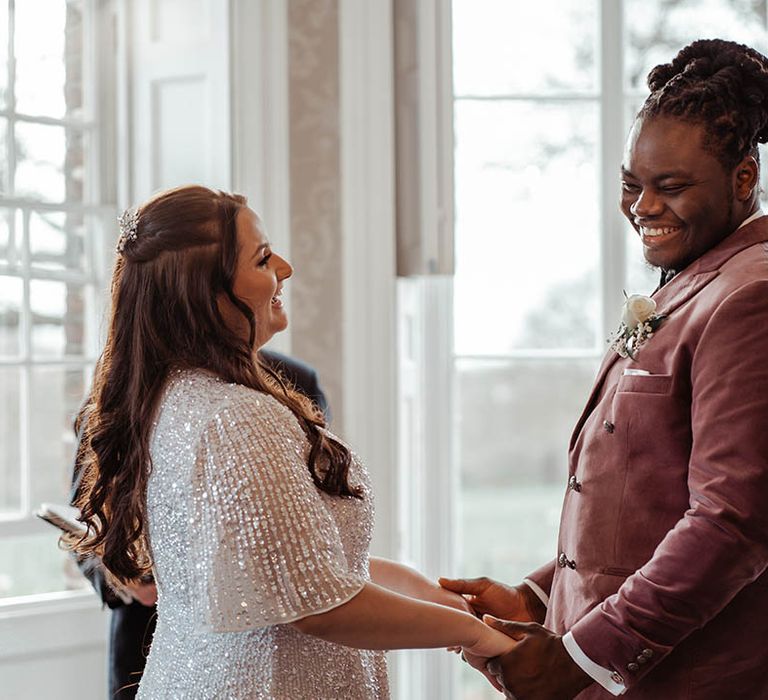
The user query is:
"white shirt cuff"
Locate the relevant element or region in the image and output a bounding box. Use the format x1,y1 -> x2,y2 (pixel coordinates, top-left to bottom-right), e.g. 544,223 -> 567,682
522,578 -> 549,607
562,631 -> 627,696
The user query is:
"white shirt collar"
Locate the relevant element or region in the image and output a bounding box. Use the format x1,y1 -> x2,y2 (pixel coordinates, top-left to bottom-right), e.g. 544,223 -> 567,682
737,208 -> 765,230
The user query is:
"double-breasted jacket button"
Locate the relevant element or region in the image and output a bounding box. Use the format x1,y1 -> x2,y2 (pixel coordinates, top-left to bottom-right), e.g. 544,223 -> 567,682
610,671 -> 624,685
603,420 -> 615,433
557,552 -> 576,569
627,662 -> 640,672
568,475 -> 582,492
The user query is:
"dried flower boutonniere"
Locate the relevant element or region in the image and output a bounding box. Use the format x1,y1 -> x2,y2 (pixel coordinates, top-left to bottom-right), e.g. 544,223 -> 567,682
608,293 -> 666,360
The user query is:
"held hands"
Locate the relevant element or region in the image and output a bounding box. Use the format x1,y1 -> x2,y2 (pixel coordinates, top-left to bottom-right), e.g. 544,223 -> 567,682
483,617 -> 592,700
428,584 -> 475,615
438,576 -> 546,623
459,613 -> 520,694
439,577 -> 590,698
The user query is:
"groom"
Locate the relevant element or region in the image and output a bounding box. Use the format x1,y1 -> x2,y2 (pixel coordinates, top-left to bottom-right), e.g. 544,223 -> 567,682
443,39 -> 768,699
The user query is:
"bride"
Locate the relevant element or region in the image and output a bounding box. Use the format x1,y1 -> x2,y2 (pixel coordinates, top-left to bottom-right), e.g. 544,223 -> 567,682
72,185 -> 513,698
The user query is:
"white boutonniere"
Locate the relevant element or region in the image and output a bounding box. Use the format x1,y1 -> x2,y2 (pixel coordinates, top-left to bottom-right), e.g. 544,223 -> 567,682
608,293 -> 666,360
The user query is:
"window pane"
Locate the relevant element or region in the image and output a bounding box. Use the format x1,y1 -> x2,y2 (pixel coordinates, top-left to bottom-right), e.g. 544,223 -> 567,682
0,275 -> 23,357
625,0 -> 768,91
14,0 -> 84,118
453,0 -> 598,96
30,366 -> 87,508
0,368 -> 21,514
0,208 -> 22,270
30,280 -> 92,358
90,211 -> 114,274
14,123 -> 85,203
454,101 -> 600,354
0,1 -> 7,110
30,210 -> 88,274
457,358 -> 599,491
457,357 -> 598,697
0,532 -> 90,599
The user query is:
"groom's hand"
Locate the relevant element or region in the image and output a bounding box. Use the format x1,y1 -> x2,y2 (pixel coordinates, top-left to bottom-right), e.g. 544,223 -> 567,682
438,577 -> 546,624
484,617 -> 593,700
431,586 -> 474,615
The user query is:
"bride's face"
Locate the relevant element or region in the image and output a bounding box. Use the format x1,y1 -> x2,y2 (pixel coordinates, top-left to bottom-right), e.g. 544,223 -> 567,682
221,207 -> 293,348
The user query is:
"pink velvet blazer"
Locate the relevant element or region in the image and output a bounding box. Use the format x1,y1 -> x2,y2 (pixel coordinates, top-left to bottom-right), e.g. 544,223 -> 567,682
529,217 -> 768,699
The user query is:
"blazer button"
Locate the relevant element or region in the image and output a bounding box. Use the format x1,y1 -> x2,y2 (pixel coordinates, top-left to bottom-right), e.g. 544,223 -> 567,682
568,475 -> 582,492
603,420 -> 615,433
627,662 -> 640,672
641,648 -> 653,659
558,552 -> 568,568
637,655 -> 648,665
610,671 -> 624,685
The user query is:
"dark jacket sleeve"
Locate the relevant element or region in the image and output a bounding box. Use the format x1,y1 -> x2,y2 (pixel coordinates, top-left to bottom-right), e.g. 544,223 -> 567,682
259,349 -> 330,421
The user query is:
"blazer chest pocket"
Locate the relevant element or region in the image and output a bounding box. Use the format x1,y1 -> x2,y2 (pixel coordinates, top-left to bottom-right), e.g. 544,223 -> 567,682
601,566 -> 636,578
617,373 -> 673,395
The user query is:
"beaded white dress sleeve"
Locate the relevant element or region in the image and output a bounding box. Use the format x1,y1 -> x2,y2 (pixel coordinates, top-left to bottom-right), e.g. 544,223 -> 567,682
137,370 -> 389,699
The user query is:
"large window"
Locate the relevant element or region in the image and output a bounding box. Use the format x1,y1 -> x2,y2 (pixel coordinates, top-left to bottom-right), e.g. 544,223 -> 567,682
452,2 -> 768,698
0,0 -> 113,601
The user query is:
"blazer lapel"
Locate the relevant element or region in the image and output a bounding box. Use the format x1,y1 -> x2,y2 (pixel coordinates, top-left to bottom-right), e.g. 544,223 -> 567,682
567,270 -> 717,453
567,271 -> 717,451
567,216 -> 768,454
568,350 -> 621,452
653,270 -> 719,319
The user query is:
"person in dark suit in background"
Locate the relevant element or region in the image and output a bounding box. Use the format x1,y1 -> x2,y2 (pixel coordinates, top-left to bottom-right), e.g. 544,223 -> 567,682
73,348 -> 329,699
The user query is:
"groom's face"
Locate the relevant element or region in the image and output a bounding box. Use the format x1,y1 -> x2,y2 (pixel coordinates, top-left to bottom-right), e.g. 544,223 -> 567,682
619,116 -> 736,271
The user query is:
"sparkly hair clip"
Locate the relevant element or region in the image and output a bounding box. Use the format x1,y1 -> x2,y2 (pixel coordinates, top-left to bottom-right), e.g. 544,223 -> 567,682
116,207 -> 140,254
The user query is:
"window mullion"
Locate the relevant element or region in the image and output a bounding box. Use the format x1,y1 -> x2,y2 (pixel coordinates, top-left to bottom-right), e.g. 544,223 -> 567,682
83,0 -> 98,208
19,207 -> 30,514
599,0 -> 626,341
7,0 -> 16,199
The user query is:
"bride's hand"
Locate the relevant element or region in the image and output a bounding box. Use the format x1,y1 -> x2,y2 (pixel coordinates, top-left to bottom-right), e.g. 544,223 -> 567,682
460,649 -> 505,693
457,618 -> 518,694
463,614 -> 518,660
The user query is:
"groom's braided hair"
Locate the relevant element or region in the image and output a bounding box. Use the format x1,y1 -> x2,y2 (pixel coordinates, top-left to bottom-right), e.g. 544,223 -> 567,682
639,38 -> 768,169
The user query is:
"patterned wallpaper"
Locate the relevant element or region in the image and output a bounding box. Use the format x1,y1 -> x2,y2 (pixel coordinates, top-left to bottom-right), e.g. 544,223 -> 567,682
287,0 -> 345,427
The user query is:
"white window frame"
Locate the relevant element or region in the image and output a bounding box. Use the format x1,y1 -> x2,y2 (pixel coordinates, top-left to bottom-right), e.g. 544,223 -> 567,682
0,0 -> 115,586
0,0 -> 114,687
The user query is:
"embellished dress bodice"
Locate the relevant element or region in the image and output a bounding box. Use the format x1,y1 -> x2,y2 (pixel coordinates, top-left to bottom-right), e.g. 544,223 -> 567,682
137,370 -> 388,699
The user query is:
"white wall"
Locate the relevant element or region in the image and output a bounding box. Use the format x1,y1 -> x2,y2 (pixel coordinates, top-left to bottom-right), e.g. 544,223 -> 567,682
0,593 -> 107,699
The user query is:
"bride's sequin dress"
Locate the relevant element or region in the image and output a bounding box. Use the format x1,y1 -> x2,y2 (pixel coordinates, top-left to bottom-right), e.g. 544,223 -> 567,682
136,370 -> 389,699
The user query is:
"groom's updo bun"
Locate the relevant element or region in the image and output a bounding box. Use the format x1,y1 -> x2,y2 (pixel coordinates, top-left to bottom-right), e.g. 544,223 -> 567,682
639,38 -> 768,168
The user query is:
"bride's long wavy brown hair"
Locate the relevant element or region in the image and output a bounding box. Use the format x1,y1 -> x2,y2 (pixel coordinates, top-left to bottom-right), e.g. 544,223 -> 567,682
71,185 -> 359,584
